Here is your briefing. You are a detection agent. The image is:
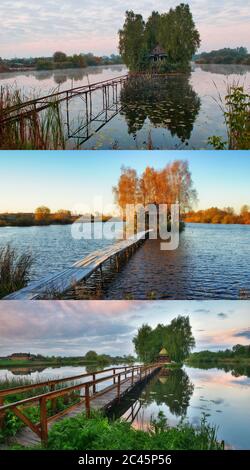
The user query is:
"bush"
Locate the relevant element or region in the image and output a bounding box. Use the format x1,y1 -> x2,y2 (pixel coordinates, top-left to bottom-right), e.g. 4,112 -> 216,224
47,412 -> 224,450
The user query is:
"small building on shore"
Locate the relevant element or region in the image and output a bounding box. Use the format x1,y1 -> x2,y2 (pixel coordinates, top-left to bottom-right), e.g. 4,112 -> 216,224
8,353 -> 34,361
149,45 -> 168,63
157,348 -> 171,363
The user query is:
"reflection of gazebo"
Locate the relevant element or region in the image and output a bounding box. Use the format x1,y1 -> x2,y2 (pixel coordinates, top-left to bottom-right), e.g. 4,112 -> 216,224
157,348 -> 171,363
149,45 -> 168,63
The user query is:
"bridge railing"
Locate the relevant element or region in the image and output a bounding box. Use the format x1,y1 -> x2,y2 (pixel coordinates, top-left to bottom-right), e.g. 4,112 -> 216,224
0,364 -> 160,445
0,74 -> 129,119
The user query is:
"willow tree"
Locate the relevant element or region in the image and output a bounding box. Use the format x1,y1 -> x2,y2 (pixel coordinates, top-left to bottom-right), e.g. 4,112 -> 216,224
133,316 -> 195,363
118,11 -> 146,71
118,4 -> 200,71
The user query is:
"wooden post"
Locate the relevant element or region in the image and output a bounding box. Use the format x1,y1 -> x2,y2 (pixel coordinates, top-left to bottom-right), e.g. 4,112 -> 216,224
115,255 -> 119,272
132,369 -> 134,385
117,374 -> 121,402
113,369 -> 116,385
0,397 -> 5,430
92,374 -> 96,394
50,384 -> 57,413
85,384 -> 90,418
40,397 -> 48,446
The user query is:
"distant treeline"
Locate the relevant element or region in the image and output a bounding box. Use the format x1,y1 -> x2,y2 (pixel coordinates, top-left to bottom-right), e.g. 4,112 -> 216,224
187,344 -> 250,363
0,350 -> 136,366
0,52 -> 122,73
194,47 -> 250,65
0,207 -> 112,226
184,206 -> 250,224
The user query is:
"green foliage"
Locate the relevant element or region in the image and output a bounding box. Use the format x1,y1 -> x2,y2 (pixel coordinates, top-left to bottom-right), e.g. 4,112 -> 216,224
133,316 -> 195,363
208,85 -> 250,150
47,412 -> 223,450
119,4 -> 200,72
187,344 -> 250,364
195,47 -> 250,65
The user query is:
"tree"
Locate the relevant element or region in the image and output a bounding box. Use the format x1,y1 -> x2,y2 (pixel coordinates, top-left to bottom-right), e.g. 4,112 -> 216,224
34,206 -> 51,224
119,11 -> 146,71
54,209 -> 72,223
133,316 -> 195,363
113,160 -> 197,215
118,5 -> 200,71
85,350 -> 98,361
53,51 -> 67,62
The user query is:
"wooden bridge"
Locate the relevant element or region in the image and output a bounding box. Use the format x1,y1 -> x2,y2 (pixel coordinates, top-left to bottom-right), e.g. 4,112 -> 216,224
4,230 -> 151,300
0,74 -> 129,144
0,364 -> 162,447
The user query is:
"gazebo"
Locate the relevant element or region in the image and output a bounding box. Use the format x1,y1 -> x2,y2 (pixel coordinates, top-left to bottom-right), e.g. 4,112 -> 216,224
157,348 -> 171,363
149,45 -> 168,63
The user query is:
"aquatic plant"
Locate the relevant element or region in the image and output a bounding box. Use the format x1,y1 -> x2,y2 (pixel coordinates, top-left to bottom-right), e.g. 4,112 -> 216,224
0,85 -> 66,150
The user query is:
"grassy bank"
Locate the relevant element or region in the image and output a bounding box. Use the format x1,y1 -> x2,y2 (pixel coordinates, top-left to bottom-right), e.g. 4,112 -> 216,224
186,345 -> 250,365
20,412 -> 223,450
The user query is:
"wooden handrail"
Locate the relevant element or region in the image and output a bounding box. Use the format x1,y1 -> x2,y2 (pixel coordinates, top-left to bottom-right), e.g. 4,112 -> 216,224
0,364 -> 161,446
0,365 -> 137,397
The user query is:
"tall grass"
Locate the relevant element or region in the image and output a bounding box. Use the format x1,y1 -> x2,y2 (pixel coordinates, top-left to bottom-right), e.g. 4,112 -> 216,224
0,245 -> 33,298
0,85 -> 66,149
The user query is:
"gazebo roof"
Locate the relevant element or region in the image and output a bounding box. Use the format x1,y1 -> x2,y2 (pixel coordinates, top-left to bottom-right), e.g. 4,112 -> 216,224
159,347 -> 168,356
150,45 -> 167,56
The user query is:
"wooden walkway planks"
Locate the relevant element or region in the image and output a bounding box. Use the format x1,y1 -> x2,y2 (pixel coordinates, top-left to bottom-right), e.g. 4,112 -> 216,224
10,371 -> 157,448
4,230 -> 151,300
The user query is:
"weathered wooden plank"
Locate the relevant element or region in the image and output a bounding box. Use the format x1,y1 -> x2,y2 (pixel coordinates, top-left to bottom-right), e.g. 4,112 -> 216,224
4,230 -> 150,300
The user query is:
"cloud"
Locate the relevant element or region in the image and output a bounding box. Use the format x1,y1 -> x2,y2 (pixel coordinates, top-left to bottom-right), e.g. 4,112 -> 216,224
0,1 -> 249,58
217,313 -> 228,319
234,329 -> 250,340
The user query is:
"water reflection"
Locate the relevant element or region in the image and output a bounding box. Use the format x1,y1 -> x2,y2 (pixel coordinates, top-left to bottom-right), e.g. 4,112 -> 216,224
120,74 -> 201,143
197,63 -> 250,76
141,368 -> 194,416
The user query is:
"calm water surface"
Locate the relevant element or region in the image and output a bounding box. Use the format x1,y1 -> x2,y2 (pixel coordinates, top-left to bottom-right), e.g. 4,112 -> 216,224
1,64 -> 249,149
0,223 -> 249,299
118,365 -> 250,450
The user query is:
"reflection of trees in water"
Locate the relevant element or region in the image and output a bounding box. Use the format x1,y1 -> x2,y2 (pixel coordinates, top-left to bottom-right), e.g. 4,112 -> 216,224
120,75 -> 200,142
34,65 -> 126,84
189,362 -> 250,378
196,63 -> 250,76
142,368 -> 194,417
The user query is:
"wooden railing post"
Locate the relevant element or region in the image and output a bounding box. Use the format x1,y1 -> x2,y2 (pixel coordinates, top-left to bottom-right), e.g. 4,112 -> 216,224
85,384 -> 90,418
0,397 -> 5,430
92,374 -> 96,394
50,384 -> 56,413
113,369 -> 116,384
131,368 -> 134,384
117,374 -> 121,402
39,397 -> 48,446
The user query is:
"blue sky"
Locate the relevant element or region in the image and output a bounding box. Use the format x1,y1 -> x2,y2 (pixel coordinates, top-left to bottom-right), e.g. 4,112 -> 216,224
0,150 -> 249,213
0,1 -> 249,58
0,300 -> 249,356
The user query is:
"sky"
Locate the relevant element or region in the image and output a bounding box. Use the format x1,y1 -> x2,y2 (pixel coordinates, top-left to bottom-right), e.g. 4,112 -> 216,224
0,1 -> 250,59
0,150 -> 249,213
0,300 -> 249,356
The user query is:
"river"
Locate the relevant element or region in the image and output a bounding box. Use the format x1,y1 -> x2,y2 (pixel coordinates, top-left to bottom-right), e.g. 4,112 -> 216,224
0,223 -> 249,299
